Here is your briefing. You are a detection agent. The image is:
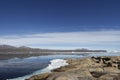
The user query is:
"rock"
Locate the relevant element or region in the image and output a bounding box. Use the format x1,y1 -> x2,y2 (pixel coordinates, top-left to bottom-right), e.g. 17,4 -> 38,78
47,70 -> 94,80
98,73 -> 120,80
47,72 -> 79,80
27,56 -> 120,80
26,73 -> 50,80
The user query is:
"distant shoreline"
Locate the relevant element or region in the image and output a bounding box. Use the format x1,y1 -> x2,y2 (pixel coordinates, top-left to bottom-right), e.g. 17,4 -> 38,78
0,52 -> 106,60
0,45 -> 107,60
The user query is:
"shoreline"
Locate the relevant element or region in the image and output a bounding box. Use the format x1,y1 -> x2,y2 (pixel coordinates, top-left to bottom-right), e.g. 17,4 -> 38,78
7,59 -> 69,80
0,52 -> 106,60
27,56 -> 120,80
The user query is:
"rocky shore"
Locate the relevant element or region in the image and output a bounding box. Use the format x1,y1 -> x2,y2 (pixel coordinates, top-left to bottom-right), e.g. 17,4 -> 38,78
26,56 -> 120,80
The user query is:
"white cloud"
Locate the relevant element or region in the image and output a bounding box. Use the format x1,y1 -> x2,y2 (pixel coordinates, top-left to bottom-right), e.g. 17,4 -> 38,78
0,30 -> 120,49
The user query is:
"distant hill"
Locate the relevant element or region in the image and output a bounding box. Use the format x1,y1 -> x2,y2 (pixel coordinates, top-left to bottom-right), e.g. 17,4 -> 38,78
0,45 -> 16,49
0,45 -> 107,53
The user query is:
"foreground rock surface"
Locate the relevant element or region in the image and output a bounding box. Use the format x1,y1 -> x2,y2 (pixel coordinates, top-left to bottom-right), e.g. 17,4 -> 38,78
27,56 -> 120,80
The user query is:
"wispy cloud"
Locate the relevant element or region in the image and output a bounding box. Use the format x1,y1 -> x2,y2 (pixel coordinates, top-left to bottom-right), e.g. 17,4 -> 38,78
0,30 -> 120,50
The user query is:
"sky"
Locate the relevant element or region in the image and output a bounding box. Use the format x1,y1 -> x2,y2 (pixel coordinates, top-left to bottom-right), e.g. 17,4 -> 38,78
0,0 -> 120,51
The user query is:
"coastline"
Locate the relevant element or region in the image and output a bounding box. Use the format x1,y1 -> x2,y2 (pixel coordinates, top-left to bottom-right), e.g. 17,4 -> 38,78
0,52 -> 106,60
7,59 -> 69,80
27,56 -> 120,80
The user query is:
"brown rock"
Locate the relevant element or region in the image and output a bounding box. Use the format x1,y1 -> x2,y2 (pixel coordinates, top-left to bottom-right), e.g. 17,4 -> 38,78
27,56 -> 120,80
98,73 -> 120,80
26,73 -> 50,80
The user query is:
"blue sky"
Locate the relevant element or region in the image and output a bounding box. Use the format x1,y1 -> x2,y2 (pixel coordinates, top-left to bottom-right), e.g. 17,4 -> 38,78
0,0 -> 120,51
